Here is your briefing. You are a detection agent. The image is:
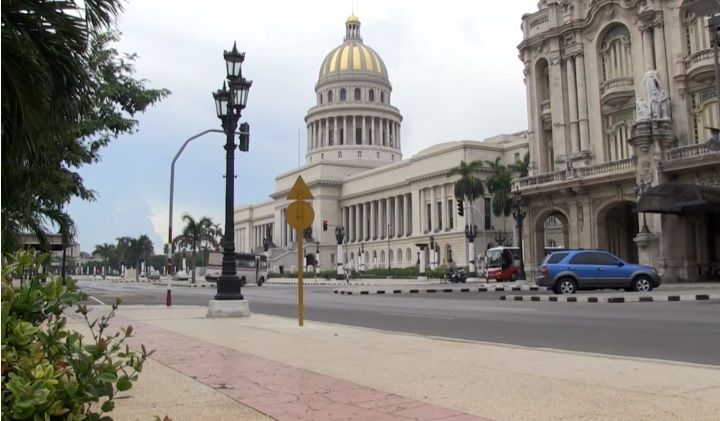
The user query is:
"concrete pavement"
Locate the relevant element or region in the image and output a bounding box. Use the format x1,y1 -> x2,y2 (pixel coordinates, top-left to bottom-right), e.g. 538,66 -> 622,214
67,304 -> 720,421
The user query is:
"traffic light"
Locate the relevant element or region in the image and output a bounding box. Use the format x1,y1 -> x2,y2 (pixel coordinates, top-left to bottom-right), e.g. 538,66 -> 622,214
238,122 -> 250,152
323,220 -> 328,231
457,199 -> 464,216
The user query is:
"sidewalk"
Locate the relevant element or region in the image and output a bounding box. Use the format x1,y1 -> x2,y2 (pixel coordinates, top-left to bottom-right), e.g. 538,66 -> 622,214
67,305 -> 720,421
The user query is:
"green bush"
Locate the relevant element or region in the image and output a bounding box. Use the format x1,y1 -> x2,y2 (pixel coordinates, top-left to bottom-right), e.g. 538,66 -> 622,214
1,251 -> 153,420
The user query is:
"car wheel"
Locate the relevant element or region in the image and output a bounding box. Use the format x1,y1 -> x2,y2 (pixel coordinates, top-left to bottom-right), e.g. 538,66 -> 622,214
257,277 -> 264,286
510,272 -> 518,282
556,278 -> 577,294
632,275 -> 653,292
240,277 -> 247,287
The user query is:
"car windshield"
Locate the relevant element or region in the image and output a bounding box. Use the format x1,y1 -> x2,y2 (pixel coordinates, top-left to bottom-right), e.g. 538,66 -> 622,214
486,250 -> 502,267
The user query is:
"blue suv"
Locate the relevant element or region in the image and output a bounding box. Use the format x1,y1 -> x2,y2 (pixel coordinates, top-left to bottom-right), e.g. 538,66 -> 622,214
536,250 -> 661,294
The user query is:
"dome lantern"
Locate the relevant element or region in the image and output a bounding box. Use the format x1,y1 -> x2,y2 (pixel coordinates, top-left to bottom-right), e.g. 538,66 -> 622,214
345,15 -> 361,41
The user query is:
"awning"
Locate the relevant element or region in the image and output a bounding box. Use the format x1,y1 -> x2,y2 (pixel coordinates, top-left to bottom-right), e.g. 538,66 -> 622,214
637,182 -> 720,214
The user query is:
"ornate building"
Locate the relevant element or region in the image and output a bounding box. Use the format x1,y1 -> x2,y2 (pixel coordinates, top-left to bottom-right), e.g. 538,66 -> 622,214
517,0 -> 720,282
234,15 -> 527,274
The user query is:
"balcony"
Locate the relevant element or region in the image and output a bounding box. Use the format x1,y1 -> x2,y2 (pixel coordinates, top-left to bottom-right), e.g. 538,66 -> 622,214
600,77 -> 634,106
685,49 -> 715,80
515,157 -> 636,194
662,143 -> 720,172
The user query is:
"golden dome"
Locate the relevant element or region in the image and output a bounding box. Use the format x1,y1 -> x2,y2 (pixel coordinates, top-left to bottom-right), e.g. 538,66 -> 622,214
318,16 -> 388,79
319,42 -> 388,79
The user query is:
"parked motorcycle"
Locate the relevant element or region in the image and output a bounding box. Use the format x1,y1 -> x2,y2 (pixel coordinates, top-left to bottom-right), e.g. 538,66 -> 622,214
446,268 -> 467,283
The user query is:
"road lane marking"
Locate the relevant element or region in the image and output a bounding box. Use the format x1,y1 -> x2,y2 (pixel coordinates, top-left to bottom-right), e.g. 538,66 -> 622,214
379,312 -> 455,319
88,296 -> 106,305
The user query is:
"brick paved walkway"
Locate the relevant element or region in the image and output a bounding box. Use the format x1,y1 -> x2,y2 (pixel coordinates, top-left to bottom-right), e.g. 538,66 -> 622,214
120,318 -> 489,421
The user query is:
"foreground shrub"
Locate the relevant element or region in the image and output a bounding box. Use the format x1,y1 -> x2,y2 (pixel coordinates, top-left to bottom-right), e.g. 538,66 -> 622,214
1,251 -> 152,420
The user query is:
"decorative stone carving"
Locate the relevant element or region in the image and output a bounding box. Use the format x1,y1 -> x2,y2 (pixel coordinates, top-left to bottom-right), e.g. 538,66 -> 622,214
639,68 -> 671,121
577,202 -> 584,232
635,96 -> 651,121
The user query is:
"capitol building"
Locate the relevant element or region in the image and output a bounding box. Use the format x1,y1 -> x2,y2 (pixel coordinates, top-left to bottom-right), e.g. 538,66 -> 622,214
236,2 -> 720,282
233,15 -> 527,274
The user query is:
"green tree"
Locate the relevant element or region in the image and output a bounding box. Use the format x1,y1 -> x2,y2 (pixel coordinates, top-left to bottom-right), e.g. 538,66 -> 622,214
93,242 -> 116,277
130,235 -> 154,281
1,1 -> 170,252
446,160 -> 486,218
509,152 -> 530,178
174,215 -> 218,283
115,236 -> 133,273
485,157 -> 513,242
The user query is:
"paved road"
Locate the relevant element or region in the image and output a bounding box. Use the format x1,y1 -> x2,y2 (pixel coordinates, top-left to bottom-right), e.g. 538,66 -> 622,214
78,281 -> 720,365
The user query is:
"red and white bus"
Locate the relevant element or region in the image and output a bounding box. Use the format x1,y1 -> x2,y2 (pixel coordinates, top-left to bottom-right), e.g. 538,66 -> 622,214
485,246 -> 521,282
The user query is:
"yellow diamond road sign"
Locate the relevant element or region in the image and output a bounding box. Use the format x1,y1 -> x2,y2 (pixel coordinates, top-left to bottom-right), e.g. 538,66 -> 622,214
287,176 -> 314,201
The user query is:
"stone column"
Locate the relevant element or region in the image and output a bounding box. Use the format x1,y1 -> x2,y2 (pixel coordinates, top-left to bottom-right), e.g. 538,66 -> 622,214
405,193 -> 412,236
653,20 -> 669,95
566,56 -> 580,154
394,195 -> 401,238
369,200 -> 376,239
324,118 -> 329,147
575,53 -> 590,152
548,51 -> 568,162
361,115 -> 366,145
427,188 -> 433,233
333,117 -> 338,146
355,204 -> 361,243
397,122 -> 401,151
352,116 -> 357,145
343,207 -> 349,240
642,26 -> 655,71
441,184 -> 448,229
343,116 -> 347,145
386,198 -> 392,238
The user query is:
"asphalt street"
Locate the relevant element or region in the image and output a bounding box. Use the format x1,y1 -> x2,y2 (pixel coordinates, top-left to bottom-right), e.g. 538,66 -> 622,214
78,281 -> 720,365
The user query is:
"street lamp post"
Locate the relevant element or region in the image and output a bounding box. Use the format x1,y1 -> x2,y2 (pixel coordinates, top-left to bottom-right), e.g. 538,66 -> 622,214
211,42 -> 252,303
335,225 -> 345,279
511,188 -> 528,281
465,224 -> 478,276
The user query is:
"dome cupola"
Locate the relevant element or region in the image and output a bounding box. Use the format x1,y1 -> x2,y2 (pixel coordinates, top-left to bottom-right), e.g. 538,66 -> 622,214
305,15 -> 403,166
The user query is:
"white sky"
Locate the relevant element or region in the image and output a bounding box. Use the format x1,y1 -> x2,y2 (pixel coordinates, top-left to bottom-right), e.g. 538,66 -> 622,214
68,0 -> 540,253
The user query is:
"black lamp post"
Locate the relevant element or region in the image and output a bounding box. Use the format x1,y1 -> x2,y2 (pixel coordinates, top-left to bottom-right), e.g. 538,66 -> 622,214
360,242 -> 364,272
464,224 -> 478,276
511,188 -> 528,281
212,42 -> 252,301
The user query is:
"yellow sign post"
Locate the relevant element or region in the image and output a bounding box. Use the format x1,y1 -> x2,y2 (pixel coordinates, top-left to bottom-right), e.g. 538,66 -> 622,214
285,176 -> 314,326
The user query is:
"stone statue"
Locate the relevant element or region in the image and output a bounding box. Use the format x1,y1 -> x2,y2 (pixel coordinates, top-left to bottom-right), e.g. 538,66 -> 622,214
635,96 -> 651,122
640,68 -> 671,121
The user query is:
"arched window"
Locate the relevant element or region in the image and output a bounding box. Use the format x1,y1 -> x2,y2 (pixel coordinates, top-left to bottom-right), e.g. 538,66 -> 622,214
380,250 -> 385,263
358,151 -> 362,158
599,24 -> 633,84
354,88 -> 361,101
396,248 -> 402,262
389,250 -> 394,263
369,89 -> 375,102
328,90 -> 333,102
604,115 -> 633,160
340,88 -> 347,101
406,248 -> 412,261
338,151 -> 342,158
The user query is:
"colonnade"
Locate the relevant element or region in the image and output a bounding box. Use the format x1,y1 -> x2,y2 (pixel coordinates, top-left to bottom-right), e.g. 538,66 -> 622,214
307,115 -> 401,150
340,193 -> 412,243
279,209 -> 295,247
251,223 -> 273,250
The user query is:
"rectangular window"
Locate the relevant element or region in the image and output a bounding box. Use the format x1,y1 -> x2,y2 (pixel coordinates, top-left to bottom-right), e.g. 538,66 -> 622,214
484,198 -> 491,230
436,201 -> 442,231
329,129 -> 334,146
426,203 -> 432,232
339,128 -> 344,145
331,253 -> 335,264
447,200 -> 454,229
514,152 -> 520,162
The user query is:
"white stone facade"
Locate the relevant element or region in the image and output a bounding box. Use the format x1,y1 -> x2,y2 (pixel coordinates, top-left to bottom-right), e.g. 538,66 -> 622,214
517,0 -> 720,282
235,16 -> 528,273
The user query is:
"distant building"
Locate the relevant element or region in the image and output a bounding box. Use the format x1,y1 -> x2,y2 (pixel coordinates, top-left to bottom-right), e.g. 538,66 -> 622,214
235,15 -> 528,273
516,0 -> 720,281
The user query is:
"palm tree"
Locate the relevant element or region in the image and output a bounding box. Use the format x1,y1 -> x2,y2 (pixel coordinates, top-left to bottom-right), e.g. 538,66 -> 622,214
509,152 -> 530,178
173,215 -> 218,283
93,243 -> 116,277
446,160 -> 486,209
485,157 -> 513,243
